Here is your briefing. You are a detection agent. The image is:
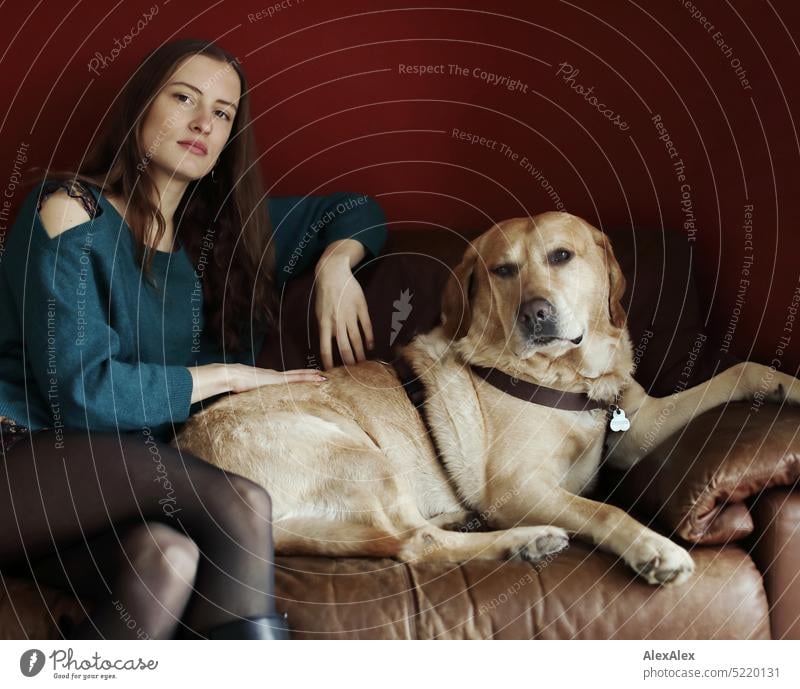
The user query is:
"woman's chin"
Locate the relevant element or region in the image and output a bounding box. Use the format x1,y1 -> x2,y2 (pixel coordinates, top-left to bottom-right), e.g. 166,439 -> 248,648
151,158 -> 212,183
175,165 -> 211,183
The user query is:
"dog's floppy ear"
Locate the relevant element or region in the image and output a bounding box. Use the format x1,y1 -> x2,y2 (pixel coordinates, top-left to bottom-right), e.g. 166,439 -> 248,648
592,228 -> 627,329
441,245 -> 478,340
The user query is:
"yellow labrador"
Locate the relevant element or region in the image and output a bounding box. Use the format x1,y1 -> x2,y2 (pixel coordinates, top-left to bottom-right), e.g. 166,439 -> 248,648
173,212 -> 800,585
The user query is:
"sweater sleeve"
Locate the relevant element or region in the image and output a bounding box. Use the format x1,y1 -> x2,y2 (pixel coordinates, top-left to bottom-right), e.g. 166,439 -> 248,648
23,231 -> 194,433
201,193 -> 387,368
268,193 -> 388,288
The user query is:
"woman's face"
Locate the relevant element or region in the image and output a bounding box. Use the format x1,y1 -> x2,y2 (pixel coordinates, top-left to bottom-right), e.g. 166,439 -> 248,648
139,54 -> 241,182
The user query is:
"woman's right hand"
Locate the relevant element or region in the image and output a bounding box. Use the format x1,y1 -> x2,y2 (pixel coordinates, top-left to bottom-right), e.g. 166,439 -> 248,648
189,363 -> 327,404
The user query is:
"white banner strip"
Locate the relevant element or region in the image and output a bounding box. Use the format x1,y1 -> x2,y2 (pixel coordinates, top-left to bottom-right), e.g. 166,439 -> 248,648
0,639 -> 798,687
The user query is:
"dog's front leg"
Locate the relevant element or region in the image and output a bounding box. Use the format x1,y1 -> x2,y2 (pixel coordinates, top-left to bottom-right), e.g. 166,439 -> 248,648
607,362 -> 800,469
490,488 -> 694,586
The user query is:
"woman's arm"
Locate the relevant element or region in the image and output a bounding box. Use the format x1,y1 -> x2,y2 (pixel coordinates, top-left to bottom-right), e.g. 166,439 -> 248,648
268,193 -> 387,287
316,238 -> 367,273
267,193 -> 388,369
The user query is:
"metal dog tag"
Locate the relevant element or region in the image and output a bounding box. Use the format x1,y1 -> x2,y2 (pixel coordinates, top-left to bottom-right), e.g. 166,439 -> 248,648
609,406 -> 630,432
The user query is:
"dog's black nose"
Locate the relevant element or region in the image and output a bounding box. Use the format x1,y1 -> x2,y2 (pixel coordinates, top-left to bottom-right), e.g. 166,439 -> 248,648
519,298 -> 557,339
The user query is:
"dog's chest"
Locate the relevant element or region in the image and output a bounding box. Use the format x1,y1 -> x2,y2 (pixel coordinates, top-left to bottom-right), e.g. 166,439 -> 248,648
559,408 -> 608,495
513,404 -> 608,495
472,383 -> 608,493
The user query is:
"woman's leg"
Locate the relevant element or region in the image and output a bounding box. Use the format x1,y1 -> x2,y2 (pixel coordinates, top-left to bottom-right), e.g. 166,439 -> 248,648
0,427 -> 277,638
18,522 -> 199,639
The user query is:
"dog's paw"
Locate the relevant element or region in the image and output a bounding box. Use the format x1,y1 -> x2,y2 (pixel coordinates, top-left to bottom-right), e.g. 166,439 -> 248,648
624,534 -> 694,586
512,526 -> 570,563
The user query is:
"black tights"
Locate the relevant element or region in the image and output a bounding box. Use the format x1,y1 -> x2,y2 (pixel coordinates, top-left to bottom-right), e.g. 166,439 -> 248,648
0,427 -> 276,639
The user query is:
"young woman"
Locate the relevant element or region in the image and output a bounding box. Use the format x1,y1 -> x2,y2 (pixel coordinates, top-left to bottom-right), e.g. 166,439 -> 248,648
0,39 -> 387,640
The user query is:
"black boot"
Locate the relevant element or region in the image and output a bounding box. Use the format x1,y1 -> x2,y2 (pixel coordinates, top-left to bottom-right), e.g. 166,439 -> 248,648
206,612 -> 290,640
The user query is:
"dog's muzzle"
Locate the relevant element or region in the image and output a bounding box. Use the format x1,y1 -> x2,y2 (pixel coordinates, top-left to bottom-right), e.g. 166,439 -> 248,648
518,298 -> 583,346
519,298 -> 559,343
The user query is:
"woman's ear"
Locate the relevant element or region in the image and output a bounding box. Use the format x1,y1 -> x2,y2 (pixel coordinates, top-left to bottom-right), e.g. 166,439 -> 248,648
441,245 -> 478,340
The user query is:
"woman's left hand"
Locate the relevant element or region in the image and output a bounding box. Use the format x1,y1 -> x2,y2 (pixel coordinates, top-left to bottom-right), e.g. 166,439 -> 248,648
314,239 -> 374,370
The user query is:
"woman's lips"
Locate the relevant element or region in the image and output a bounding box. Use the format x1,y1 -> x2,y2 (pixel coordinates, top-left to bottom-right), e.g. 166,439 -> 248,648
177,140 -> 207,156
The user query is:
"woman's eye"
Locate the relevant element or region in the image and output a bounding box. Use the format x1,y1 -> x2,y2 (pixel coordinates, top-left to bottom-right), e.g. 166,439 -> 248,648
175,93 -> 193,106
548,248 -> 573,265
491,263 -> 519,278
215,110 -> 231,121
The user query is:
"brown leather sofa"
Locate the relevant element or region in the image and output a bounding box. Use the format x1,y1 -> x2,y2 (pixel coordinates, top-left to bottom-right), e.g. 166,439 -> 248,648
2,224 -> 799,639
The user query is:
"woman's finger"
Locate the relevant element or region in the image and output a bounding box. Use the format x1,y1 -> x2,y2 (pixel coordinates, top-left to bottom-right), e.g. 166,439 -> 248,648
282,368 -> 323,376
228,366 -> 324,393
319,318 -> 334,370
336,323 -> 356,366
281,371 -> 327,384
357,300 -> 375,350
346,314 -> 366,362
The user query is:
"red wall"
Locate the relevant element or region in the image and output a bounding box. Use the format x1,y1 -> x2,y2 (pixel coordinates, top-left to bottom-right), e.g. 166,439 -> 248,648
1,0 -> 799,372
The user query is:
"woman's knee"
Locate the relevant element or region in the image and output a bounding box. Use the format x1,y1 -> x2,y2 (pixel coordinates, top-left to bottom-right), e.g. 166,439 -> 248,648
120,522 -> 199,585
218,475 -> 273,529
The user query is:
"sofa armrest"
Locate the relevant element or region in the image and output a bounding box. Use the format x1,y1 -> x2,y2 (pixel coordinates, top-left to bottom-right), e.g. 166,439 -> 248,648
748,488 -> 800,639
602,402 -> 800,545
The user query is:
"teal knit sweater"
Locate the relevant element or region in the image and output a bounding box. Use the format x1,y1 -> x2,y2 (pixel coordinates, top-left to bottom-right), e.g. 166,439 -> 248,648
0,181 -> 387,441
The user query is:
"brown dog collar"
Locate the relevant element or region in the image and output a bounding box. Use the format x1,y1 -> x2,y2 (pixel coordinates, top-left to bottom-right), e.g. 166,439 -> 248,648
469,364 -> 607,412
392,356 -> 427,409
392,356 -> 605,412
392,356 -> 630,434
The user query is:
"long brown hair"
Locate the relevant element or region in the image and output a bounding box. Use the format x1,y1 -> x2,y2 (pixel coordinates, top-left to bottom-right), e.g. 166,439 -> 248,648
41,38 -> 275,355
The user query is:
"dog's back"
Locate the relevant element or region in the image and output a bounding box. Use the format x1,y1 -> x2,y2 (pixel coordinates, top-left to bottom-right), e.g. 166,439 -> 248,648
174,357 -> 463,523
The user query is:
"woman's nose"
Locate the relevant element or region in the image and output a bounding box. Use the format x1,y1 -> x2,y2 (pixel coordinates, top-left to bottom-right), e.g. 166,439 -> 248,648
190,113 -> 213,134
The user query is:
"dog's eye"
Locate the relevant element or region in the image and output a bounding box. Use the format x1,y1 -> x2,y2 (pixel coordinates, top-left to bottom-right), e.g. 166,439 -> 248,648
491,263 -> 519,278
548,248 -> 573,265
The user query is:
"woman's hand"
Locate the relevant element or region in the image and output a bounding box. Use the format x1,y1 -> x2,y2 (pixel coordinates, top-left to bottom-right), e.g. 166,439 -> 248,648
314,239 -> 374,370
189,363 -> 326,403
224,364 -> 327,394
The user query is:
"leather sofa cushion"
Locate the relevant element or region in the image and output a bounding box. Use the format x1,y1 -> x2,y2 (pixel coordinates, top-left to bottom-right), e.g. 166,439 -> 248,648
607,402 -> 800,545
2,542 -> 769,639
272,544 -> 769,639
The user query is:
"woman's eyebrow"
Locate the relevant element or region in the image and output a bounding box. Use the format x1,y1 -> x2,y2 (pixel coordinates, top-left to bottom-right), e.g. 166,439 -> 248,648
167,80 -> 238,111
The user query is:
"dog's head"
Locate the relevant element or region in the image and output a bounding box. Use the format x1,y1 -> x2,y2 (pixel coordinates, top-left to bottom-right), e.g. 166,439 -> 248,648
441,212 -> 627,371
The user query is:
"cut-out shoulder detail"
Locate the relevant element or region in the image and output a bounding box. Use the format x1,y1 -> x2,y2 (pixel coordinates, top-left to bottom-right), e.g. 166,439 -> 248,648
37,181 -> 103,239
39,180 -> 102,219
